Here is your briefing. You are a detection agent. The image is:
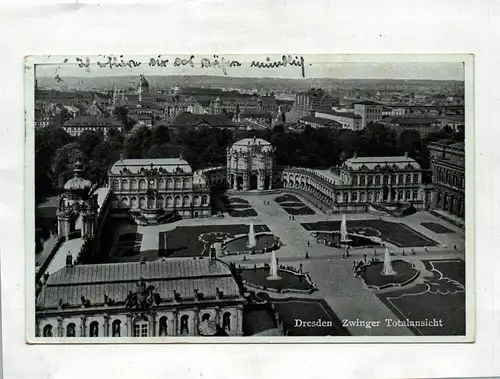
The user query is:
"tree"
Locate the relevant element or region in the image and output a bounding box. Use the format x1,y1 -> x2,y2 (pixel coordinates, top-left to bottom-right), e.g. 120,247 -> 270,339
50,143 -> 84,188
399,130 -> 422,157
124,126 -> 153,158
153,125 -> 171,145
78,130 -> 104,162
86,142 -> 121,185
113,106 -> 135,132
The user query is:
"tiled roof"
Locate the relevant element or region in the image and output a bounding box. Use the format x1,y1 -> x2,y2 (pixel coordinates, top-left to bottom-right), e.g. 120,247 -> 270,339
110,158 -> 192,175
300,116 -> 342,127
353,100 -> 382,106
64,115 -> 122,127
37,258 -> 239,309
171,112 -> 233,127
313,108 -> 362,119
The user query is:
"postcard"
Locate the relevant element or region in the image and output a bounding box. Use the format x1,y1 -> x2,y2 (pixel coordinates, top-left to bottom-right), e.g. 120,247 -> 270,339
25,54 -> 474,343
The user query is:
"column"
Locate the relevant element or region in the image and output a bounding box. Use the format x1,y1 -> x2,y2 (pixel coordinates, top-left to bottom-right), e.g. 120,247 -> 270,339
171,310 -> 178,336
236,305 -> 244,336
150,311 -> 157,337
215,306 -> 221,326
459,199 -> 465,217
448,195 -> 454,213
243,174 -> 249,191
127,313 -> 133,337
193,308 -> 200,336
348,191 -> 352,203
257,174 -> 264,190
80,316 -> 87,337
232,175 -> 237,190
103,315 -> 110,337
57,316 -> 64,337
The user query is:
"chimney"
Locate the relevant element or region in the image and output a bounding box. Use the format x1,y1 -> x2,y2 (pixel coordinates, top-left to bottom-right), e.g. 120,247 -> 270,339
119,153 -> 124,161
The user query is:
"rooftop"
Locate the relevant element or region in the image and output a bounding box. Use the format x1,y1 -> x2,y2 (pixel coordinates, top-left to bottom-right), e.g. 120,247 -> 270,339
110,158 -> 192,175
37,258 -> 240,310
171,112 -> 234,128
343,155 -> 421,170
300,116 -> 343,127
313,108 -> 362,119
64,115 -> 122,127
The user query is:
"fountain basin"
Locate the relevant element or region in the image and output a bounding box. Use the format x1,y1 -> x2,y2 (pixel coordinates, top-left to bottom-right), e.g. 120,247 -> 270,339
314,231 -> 383,248
223,233 -> 280,255
240,267 -> 317,294
360,260 -> 420,290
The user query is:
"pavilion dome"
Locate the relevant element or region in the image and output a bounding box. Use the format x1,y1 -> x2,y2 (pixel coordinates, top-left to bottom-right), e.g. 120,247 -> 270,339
64,176 -> 92,191
63,161 -> 92,191
230,137 -> 273,154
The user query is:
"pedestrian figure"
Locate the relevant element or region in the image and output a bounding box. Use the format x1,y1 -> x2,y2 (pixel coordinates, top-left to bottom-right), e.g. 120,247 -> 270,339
353,260 -> 356,270
454,244 -> 457,250
363,253 -> 367,263
305,251 -> 309,259
424,246 -> 428,252
402,250 -> 406,256
307,241 -> 310,247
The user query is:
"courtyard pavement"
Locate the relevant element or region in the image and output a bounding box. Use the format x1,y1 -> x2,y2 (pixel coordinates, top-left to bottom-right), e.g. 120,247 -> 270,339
125,191 -> 465,336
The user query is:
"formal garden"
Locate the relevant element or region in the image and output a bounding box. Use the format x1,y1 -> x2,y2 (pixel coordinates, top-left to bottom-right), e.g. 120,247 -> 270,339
219,195 -> 258,217
302,219 -> 438,247
274,194 -> 315,215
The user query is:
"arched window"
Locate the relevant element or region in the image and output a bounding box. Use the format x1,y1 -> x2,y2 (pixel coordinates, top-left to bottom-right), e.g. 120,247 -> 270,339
131,179 -> 138,190
167,179 -> 173,189
352,175 -> 358,186
112,180 -> 120,191
222,312 -> 231,332
180,315 -> 189,335
139,197 -> 146,209
406,190 -> 411,200
405,174 -> 411,184
89,321 -> 99,337
130,197 -> 138,209
183,196 -> 190,207
133,316 -> 149,337
159,179 -> 165,190
112,320 -> 121,337
202,196 -> 208,205
398,174 -> 403,184
174,196 -> 181,207
121,180 -> 129,191
413,190 -> 419,200
413,173 -> 419,184
139,179 -> 147,190
159,316 -> 168,337
158,196 -> 165,208
43,324 -> 53,337
175,179 -> 181,189
343,193 -> 349,203
375,175 -> 380,185
367,175 -> 373,186
202,313 -> 211,322
167,197 -> 173,207
66,323 -> 76,337
193,196 -> 200,206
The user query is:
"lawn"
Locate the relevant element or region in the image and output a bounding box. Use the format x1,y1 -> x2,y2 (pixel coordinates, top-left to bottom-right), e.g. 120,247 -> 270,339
158,224 -> 271,257
377,259 -> 466,336
275,194 -> 315,216
302,220 -> 438,247
218,195 -> 258,218
421,222 -> 455,234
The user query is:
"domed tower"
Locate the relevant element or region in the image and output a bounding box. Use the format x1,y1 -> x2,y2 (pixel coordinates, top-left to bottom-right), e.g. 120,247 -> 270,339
137,74 -> 151,103
56,160 -> 97,239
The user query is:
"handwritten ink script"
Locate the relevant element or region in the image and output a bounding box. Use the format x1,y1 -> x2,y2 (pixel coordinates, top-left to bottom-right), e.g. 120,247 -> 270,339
74,55 -> 307,77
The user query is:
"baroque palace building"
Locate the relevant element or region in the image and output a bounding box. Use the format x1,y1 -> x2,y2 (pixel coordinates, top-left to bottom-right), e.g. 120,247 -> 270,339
108,157 -> 211,223
36,256 -> 245,337
428,140 -> 465,219
226,137 -> 277,191
281,153 -> 428,213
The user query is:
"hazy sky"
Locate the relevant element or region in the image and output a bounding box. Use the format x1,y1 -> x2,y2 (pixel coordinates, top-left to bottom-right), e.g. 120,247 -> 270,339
34,55 -> 465,81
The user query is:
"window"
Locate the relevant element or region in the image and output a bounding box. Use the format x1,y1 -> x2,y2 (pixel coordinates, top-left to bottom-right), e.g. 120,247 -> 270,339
175,179 -> 181,189
367,176 -> 373,186
359,176 -> 365,186
413,174 -> 419,184
398,174 -> 403,184
180,315 -> 189,335
202,196 -> 208,205
112,320 -> 121,337
43,324 -> 53,337
66,323 -> 76,337
413,190 -> 419,200
202,313 -> 211,322
374,175 -> 380,185
352,175 -> 358,186
159,317 -> 168,336
383,175 -> 388,185
406,174 -> 411,184
391,175 -> 397,185
222,312 -> 231,332
133,322 -> 148,337
360,192 -> 365,202
374,192 -> 379,202
352,192 -> 358,202
89,321 -> 99,337
406,190 -> 411,200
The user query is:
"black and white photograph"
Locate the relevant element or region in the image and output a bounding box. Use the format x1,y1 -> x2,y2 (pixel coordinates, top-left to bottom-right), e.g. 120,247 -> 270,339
26,54 -> 472,341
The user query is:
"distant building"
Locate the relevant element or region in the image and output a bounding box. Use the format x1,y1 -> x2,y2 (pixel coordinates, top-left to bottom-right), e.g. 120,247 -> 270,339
36,258 -> 244,337
63,116 -> 122,138
260,93 -> 278,115
170,113 -> 235,129
295,89 -> 335,119
380,117 -> 442,137
299,116 -> 343,129
428,141 -> 465,219
312,109 -> 362,130
137,74 -> 154,103
108,158 -> 211,221
353,101 -> 383,128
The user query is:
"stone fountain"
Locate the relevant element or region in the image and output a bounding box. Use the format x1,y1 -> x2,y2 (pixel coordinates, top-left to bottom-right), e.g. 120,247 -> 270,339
267,250 -> 281,280
339,214 -> 352,245
381,246 -> 396,276
246,223 -> 256,248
